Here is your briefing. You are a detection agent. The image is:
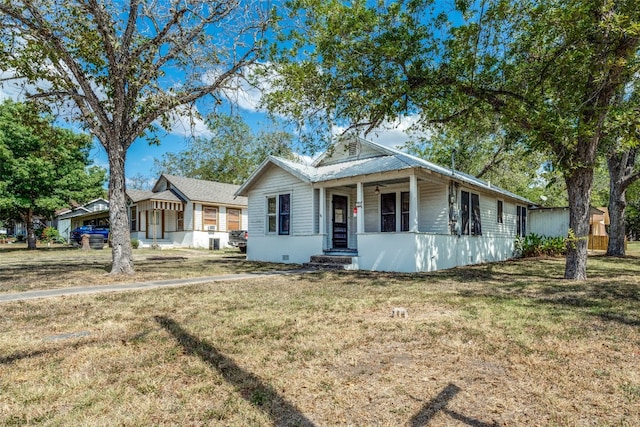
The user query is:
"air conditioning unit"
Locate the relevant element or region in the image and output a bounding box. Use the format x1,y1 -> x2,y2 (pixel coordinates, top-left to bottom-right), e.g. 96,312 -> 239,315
207,225 -> 217,231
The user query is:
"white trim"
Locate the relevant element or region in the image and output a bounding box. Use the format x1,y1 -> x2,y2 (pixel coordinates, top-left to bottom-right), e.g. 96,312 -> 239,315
329,190 -> 351,249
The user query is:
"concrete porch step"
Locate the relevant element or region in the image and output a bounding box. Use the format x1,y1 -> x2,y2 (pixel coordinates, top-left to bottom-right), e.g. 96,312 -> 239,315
304,254 -> 357,270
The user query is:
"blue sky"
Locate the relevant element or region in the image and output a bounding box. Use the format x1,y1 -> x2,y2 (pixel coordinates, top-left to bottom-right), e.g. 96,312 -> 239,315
1,64 -> 421,188
84,85 -> 422,186
0,1 -> 431,188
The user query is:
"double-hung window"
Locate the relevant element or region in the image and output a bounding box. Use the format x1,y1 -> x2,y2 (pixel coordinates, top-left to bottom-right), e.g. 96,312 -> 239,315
203,206 -> 218,230
177,210 -> 184,231
381,193 -> 396,232
266,194 -> 291,235
227,208 -> 241,231
517,206 -> 527,237
130,207 -> 137,231
461,191 -> 482,235
279,194 -> 290,235
401,192 -> 410,232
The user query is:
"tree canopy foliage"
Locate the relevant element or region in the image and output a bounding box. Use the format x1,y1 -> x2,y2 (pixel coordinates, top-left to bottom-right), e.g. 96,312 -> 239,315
0,0 -> 271,272
155,114 -> 293,185
265,0 -> 640,279
0,100 -> 106,248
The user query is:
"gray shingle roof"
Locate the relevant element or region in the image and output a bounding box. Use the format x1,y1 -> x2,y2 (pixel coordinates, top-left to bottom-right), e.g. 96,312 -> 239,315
161,175 -> 247,206
236,137 -> 532,204
126,189 -> 155,203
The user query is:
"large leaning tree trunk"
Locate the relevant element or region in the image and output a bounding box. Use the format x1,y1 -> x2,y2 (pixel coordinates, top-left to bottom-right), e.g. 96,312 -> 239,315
606,148 -> 639,256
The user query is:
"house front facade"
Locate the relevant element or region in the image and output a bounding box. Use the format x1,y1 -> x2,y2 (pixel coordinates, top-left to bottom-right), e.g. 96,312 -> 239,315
235,136 -> 531,273
55,198 -> 110,242
127,174 -> 247,249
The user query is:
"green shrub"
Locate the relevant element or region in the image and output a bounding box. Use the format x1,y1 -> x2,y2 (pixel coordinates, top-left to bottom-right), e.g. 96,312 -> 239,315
41,226 -> 61,243
131,238 -> 140,249
515,233 -> 567,258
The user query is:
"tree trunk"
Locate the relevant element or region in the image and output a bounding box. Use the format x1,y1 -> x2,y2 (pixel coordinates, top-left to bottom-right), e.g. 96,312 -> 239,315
606,149 -> 638,257
564,168 -> 594,280
606,169 -> 626,257
108,147 -> 134,274
26,208 -> 37,250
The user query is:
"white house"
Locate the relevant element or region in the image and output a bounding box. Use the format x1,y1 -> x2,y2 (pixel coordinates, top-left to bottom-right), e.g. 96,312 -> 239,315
55,198 -> 110,241
235,135 -> 532,272
528,206 -> 612,251
127,174 -> 248,249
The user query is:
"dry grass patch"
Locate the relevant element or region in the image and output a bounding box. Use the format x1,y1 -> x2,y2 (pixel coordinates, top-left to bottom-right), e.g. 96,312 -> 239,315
0,246 -> 297,293
1,253 -> 639,426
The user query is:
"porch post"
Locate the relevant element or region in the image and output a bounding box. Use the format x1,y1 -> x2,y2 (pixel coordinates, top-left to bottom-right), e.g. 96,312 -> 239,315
319,186 -> 326,237
356,182 -> 364,234
410,174 -> 419,232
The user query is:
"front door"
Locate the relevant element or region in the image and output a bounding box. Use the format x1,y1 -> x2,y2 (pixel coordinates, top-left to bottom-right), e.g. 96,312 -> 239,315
147,210 -> 164,240
332,195 -> 348,248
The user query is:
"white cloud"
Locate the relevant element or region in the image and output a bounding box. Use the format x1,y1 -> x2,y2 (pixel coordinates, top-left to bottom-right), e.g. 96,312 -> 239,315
0,70 -> 30,101
204,62 -> 275,114
163,106 -> 214,138
331,115 -> 433,149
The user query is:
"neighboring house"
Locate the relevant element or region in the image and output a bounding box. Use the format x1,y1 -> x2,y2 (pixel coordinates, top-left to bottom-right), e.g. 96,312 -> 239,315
127,174 -> 248,249
528,206 -> 613,250
235,135 -> 532,273
55,198 -> 110,242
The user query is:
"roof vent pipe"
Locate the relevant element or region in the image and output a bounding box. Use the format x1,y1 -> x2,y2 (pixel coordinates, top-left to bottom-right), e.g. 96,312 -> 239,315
451,149 -> 456,176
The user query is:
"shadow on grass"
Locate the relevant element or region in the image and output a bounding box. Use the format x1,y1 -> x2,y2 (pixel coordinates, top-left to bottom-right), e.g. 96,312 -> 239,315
0,262 -> 112,288
155,315 -> 316,427
457,279 -> 640,327
0,245 -> 78,253
0,337 -> 101,365
410,383 -> 498,427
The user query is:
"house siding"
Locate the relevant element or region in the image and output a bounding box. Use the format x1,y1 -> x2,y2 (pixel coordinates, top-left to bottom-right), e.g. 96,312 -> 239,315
419,183 -> 449,234
363,186 -> 378,232
246,166 -> 313,236
528,209 -> 568,237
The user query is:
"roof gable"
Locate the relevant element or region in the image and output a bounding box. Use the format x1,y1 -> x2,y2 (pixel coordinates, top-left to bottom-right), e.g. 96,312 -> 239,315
158,174 -> 247,206
312,134 -> 391,167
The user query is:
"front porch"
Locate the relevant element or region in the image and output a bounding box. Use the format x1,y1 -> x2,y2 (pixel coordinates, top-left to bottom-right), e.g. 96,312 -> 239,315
316,171 -> 451,254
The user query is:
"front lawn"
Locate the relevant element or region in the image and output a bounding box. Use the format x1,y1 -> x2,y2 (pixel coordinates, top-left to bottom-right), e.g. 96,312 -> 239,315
1,252 -> 638,425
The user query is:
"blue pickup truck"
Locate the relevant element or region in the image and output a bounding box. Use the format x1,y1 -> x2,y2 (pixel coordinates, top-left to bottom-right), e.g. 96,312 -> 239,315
70,225 -> 110,244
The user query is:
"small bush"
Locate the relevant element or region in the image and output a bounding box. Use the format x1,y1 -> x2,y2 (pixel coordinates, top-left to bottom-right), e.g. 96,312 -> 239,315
131,239 -> 140,249
41,226 -> 61,243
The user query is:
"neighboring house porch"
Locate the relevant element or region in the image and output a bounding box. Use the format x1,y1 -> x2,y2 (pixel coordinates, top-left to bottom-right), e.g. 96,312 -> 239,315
127,175 -> 247,249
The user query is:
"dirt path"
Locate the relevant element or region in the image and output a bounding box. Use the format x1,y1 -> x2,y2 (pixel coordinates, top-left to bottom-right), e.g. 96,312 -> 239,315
0,270 -> 307,303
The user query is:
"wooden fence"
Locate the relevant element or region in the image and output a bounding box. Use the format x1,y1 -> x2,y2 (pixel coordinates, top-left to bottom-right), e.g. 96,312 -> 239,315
588,235 -> 627,251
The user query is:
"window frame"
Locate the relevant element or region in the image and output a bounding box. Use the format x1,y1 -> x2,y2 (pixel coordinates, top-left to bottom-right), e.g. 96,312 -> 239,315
130,206 -> 137,231
461,190 -> 482,236
227,208 -> 241,231
266,196 -> 277,233
401,191 -> 410,232
497,200 -> 504,224
381,192 -> 397,232
177,210 -> 184,232
517,205 -> 527,237
278,194 -> 290,235
266,194 -> 291,235
203,206 -> 218,229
